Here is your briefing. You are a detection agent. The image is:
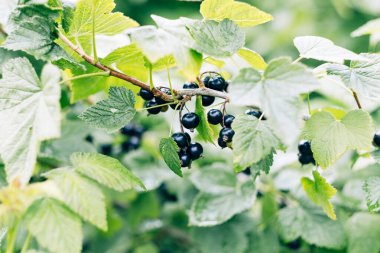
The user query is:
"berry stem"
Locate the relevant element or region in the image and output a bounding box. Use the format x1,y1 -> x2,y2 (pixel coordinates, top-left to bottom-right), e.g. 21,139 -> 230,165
138,102 -> 177,111
167,67 -> 177,102
58,71 -> 110,85
307,93 -> 312,115
352,90 -> 362,109
179,103 -> 185,133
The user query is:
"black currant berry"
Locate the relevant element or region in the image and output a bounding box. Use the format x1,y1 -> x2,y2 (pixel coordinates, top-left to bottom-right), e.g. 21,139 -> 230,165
85,134 -> 93,143
207,109 -> 223,125
223,115 -> 235,128
180,153 -> 192,167
139,88 -> 154,101
120,124 -> 135,136
217,137 -> 227,148
188,143 -> 203,160
172,133 -> 190,148
298,154 -> 315,165
100,144 -> 113,156
183,82 -> 199,89
241,167 -> 251,175
128,136 -> 140,150
181,113 -> 200,129
298,140 -> 312,155
246,109 -> 266,120
146,99 -> 161,115
185,132 -> 191,143
133,125 -> 144,138
219,127 -> 235,142
203,76 -> 210,87
201,95 -> 215,107
286,239 -> 302,250
373,132 -> 380,147
155,87 -> 171,104
223,81 -> 229,92
207,76 -> 226,91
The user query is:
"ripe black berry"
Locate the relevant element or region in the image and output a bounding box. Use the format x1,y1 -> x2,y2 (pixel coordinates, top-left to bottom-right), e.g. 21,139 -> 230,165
298,154 -> 315,165
100,144 -> 113,156
185,132 -> 191,143
181,113 -> 200,129
219,127 -> 235,142
201,95 -> 215,107
188,143 -> 203,160
203,76 -> 210,87
217,137 -> 227,148
120,124 -> 135,136
223,115 -> 235,128
172,133 -> 190,148
139,88 -> 154,101
146,99 -> 161,115
207,76 -> 226,91
183,82 -> 199,89
85,134 -> 93,143
246,109 -> 266,120
156,87 -> 171,104
121,136 -> 140,152
298,140 -> 312,155
373,133 -> 380,147
223,82 -> 229,92
207,109 -> 223,125
180,153 -> 191,167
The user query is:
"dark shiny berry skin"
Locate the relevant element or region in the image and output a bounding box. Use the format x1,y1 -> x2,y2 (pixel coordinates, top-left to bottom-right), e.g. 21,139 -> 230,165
241,167 -> 251,175
139,88 -> 154,101
373,133 -> 380,147
183,82 -> 199,89
146,100 -> 161,114
185,132 -> 191,143
128,136 -> 140,150
246,109 -> 266,120
298,140 -> 312,155
172,133 -> 189,148
100,144 -> 113,156
156,87 -> 171,104
224,82 -> 229,92
181,113 -> 200,129
223,115 -> 235,128
219,127 -> 235,142
217,137 -> 227,148
85,134 -> 93,143
188,143 -> 203,160
203,76 -> 210,87
207,109 -> 223,125
201,95 -> 215,106
180,153 -> 192,167
207,76 -> 226,91
120,124 -> 135,136
286,239 -> 301,250
298,154 -> 315,165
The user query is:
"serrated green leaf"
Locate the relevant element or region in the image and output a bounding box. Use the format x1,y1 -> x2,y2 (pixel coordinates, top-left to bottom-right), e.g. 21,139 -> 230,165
64,0 -> 138,55
187,19 -> 245,58
324,54 -> 380,100
232,115 -> 283,170
200,0 -> 272,27
195,96 -> 215,143
231,58 -> 319,145
70,152 -> 145,191
3,3 -> 77,65
24,198 -> 82,253
278,205 -> 346,249
79,87 -> 136,132
44,168 -> 107,230
0,58 -> 61,185
237,48 -> 267,70
302,110 -> 373,168
352,18 -> 380,46
250,151 -> 274,177
294,36 -> 367,63
189,181 -> 256,226
301,171 -> 337,220
151,54 -> 176,71
363,176 -> 380,212
345,213 -> 380,253
159,138 -> 182,177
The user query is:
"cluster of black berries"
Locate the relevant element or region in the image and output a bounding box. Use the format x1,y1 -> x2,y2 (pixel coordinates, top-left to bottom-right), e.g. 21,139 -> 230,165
120,123 -> 145,152
172,132 -> 203,167
201,75 -> 229,107
206,108 -> 236,148
297,140 -> 315,165
139,87 -> 179,114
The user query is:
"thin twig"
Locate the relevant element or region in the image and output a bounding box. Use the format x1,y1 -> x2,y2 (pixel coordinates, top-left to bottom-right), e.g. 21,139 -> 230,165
352,90 -> 362,109
179,102 -> 185,133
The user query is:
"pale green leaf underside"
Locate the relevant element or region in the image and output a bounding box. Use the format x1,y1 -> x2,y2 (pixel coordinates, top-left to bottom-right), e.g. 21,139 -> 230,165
352,18 -> 380,46
159,138 -> 182,177
70,152 -> 145,191
302,110 -> 373,168
0,58 -> 60,185
363,176 -> 380,212
79,87 -> 136,132
237,48 -> 267,70
24,198 -> 82,253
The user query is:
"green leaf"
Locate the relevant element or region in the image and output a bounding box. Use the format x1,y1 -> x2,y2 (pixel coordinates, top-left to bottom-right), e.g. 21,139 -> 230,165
189,181 -> 256,226
302,110 -> 373,168
324,54 -> 380,100
3,3 -> 77,64
70,152 -> 145,191
0,58 -> 61,185
151,54 -> 176,71
159,138 -> 182,177
200,0 -> 272,27
187,19 -> 245,57
363,176 -> 380,212
195,96 -> 215,143
79,87 -> 136,132
294,36 -> 367,63
250,152 -> 274,177
64,0 -> 138,55
44,168 -> 107,230
278,205 -> 346,249
345,213 -> 380,253
24,198 -> 82,253
352,18 -> 380,46
301,171 -> 337,220
232,115 -> 283,170
231,58 -> 319,145
0,0 -> 17,27
237,48 -> 267,70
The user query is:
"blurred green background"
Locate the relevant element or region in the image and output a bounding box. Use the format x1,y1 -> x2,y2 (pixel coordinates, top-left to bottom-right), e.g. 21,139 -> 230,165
115,0 -> 379,61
